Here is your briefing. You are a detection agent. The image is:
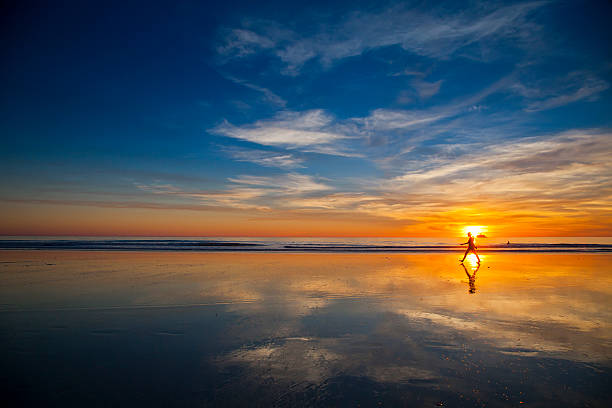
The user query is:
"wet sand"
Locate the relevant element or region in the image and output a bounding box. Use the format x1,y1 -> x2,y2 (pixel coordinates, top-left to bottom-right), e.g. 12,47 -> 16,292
1,251 -> 611,406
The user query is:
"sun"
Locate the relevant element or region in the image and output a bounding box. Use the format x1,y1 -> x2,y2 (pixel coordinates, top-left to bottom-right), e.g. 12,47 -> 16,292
462,225 -> 487,236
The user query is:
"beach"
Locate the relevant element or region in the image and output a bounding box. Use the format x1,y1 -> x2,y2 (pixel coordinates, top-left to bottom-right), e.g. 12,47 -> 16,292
1,248 -> 611,406
4,0 -> 611,405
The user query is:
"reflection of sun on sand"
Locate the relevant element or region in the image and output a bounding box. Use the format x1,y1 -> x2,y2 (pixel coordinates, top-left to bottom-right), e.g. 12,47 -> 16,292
465,253 -> 482,268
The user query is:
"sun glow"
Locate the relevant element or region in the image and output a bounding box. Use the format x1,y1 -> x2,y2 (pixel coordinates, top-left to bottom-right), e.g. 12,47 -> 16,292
462,225 -> 487,236
465,253 -> 483,268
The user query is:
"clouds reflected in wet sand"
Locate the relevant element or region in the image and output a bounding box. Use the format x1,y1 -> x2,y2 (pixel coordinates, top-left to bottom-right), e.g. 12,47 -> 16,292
1,251 -> 610,406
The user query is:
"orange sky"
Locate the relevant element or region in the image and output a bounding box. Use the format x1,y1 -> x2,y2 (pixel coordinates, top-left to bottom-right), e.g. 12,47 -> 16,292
4,130 -> 610,237
1,198 -> 610,237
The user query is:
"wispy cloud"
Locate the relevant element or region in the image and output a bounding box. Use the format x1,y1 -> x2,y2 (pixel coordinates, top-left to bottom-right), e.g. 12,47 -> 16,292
284,193 -> 380,210
211,110 -> 360,157
214,71 -> 514,161
411,78 -> 443,99
135,173 -> 333,211
217,2 -> 546,74
222,147 -> 304,169
520,71 -> 610,112
216,28 -> 276,59
212,74 -> 518,168
359,109 -> 444,131
212,129 -> 611,234
136,130 -> 612,218
136,182 -> 271,210
222,75 -> 287,107
229,173 -> 332,195
390,129 -> 611,187
354,129 -> 612,230
20,128 -> 609,236
357,74 -> 513,133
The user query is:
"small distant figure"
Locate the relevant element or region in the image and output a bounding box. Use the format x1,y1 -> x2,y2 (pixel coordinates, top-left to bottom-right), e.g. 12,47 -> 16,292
460,232 -> 480,263
507,240 -> 510,245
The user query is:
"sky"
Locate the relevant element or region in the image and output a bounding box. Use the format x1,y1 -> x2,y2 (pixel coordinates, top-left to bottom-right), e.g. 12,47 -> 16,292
1,0 -> 611,237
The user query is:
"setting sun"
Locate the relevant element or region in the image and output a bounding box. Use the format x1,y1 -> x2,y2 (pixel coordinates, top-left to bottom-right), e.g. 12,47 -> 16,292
462,225 -> 487,236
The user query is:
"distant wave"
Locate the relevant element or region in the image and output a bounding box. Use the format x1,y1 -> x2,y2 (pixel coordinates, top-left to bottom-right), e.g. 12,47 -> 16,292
0,239 -> 611,252
282,243 -> 612,252
0,240 -> 264,251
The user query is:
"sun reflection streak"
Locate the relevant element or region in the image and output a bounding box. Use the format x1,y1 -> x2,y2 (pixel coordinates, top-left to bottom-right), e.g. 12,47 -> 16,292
465,253 -> 483,268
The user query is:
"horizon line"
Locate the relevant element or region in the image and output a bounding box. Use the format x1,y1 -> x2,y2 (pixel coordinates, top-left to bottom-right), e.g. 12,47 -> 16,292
1,234 -> 611,238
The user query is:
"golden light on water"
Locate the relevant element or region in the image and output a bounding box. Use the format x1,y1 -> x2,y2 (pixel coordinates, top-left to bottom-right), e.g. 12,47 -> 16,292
462,225 -> 487,236
465,253 -> 482,268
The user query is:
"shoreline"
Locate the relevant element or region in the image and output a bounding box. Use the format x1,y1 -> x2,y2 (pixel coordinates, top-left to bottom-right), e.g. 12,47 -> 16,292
1,247 -> 611,253
1,238 -> 611,253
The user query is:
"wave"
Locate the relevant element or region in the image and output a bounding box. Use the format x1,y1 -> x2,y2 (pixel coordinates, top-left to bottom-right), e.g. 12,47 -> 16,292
0,239 -> 611,252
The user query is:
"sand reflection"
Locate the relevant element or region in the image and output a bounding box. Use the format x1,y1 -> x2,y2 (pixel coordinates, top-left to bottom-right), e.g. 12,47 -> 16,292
1,250 -> 611,404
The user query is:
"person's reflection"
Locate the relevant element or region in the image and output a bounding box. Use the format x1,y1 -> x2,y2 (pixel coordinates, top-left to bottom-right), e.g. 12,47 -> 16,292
461,262 -> 480,294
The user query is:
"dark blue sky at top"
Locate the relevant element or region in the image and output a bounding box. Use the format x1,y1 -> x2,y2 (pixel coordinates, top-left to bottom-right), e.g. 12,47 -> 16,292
1,0 -> 611,212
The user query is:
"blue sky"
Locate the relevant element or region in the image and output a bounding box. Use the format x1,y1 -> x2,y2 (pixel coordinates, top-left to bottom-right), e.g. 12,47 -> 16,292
1,0 -> 611,236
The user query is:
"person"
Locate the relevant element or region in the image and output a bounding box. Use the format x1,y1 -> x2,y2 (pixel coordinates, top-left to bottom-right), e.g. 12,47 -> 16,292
460,232 -> 480,263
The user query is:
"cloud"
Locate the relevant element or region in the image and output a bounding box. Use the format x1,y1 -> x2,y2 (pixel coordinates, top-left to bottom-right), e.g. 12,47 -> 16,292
213,75 -> 514,165
213,72 -> 511,160
222,75 -> 287,107
522,72 -> 609,112
0,198 -> 234,212
135,173 -> 333,211
389,69 -> 426,77
356,74 -> 513,133
217,1 -> 546,74
136,182 -> 272,210
229,173 -> 332,195
391,129 -> 612,185
216,28 -> 276,59
222,147 -> 304,169
360,109 -> 444,131
284,193 -> 380,210
20,127 -> 610,236
226,129 -> 611,232
411,78 -> 443,99
353,129 -> 612,226
211,110 -> 360,157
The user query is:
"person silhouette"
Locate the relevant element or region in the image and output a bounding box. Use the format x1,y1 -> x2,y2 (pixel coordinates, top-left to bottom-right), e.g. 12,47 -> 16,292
460,232 -> 481,263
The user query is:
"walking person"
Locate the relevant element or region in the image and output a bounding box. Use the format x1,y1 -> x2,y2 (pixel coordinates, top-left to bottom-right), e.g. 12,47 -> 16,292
460,232 -> 480,263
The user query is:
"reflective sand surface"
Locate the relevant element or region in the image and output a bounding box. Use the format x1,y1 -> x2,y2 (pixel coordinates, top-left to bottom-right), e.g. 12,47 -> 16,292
1,251 -> 610,406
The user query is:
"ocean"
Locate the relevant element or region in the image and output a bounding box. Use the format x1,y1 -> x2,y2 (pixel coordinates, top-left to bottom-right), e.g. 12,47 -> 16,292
1,236 -> 611,252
